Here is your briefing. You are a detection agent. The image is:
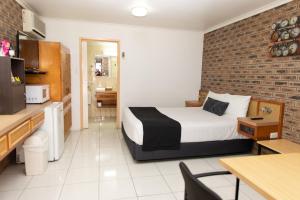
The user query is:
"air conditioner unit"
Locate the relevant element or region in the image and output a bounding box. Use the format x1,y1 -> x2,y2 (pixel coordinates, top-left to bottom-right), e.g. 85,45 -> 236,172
22,9 -> 46,39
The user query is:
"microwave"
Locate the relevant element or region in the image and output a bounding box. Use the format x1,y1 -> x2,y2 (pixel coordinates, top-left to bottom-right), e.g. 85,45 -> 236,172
26,84 -> 50,104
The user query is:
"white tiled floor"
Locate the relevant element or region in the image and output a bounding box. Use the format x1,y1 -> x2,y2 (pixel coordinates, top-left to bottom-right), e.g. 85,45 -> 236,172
0,119 -> 266,200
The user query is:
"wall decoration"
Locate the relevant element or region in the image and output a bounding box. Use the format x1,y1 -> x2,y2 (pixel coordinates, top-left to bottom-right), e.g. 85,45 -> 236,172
270,16 -> 300,57
0,40 -> 11,56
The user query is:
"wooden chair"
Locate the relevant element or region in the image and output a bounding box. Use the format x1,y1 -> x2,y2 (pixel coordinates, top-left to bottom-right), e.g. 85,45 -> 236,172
179,162 -> 240,200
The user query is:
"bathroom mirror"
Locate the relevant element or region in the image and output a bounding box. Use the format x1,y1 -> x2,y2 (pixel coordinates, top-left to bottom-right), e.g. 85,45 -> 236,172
95,56 -> 109,76
94,55 -> 117,77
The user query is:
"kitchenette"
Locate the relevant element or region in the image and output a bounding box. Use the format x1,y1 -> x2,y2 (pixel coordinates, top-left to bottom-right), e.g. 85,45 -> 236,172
0,9 -> 72,174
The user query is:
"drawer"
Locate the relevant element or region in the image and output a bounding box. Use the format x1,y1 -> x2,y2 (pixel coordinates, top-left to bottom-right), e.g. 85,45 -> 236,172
96,93 -> 117,99
101,99 -> 117,106
8,120 -> 31,149
31,112 -> 45,132
0,135 -> 8,159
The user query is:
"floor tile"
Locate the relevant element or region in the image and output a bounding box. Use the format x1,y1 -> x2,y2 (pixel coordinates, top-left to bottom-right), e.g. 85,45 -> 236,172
19,186 -> 62,200
65,167 -> 99,184
99,150 -> 127,166
173,192 -> 184,200
212,186 -> 250,200
183,158 -> 214,174
240,185 -> 266,200
0,174 -> 32,191
133,176 -> 171,196
128,163 -> 160,177
47,156 -> 72,172
99,178 -> 136,199
0,190 -> 22,200
163,174 -> 184,192
60,181 -> 98,200
70,155 -> 99,169
155,161 -> 182,175
99,164 -> 130,181
138,194 -> 175,200
204,157 -> 226,170
1,164 -> 25,175
27,169 -> 67,188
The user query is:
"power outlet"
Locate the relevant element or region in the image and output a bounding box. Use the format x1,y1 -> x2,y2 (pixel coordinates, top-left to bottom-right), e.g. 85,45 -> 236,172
270,132 -> 278,139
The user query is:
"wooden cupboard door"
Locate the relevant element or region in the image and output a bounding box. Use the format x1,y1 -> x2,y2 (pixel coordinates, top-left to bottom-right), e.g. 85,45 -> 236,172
25,41 -> 63,101
8,120 -> 31,149
61,47 -> 71,98
64,103 -> 72,140
0,135 -> 8,159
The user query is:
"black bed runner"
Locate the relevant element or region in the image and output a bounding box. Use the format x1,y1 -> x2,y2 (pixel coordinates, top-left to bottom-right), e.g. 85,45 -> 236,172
129,107 -> 181,151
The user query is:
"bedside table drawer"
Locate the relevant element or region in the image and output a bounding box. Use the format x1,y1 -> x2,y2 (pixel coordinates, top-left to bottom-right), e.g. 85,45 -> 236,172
239,124 -> 255,135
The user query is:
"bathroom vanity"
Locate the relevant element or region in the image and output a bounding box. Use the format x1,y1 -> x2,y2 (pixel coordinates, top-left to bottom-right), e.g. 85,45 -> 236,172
95,91 -> 117,108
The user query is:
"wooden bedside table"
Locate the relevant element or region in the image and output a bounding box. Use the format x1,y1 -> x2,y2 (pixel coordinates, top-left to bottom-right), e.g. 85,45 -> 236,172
237,117 -> 280,141
185,100 -> 202,107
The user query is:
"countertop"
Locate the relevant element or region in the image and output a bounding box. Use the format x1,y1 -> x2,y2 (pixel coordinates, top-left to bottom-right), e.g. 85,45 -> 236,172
0,101 -> 51,137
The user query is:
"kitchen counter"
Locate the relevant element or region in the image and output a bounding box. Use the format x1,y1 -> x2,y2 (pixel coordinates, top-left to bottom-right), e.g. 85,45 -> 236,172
0,101 -> 51,137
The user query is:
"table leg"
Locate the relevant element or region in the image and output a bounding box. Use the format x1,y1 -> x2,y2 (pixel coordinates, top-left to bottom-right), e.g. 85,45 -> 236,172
235,178 -> 240,200
257,144 -> 262,155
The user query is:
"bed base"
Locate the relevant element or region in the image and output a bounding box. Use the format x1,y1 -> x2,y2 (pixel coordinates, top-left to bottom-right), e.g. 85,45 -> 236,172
122,125 -> 253,161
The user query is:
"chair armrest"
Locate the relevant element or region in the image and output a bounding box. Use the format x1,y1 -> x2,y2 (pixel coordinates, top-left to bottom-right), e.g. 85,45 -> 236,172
193,171 -> 231,178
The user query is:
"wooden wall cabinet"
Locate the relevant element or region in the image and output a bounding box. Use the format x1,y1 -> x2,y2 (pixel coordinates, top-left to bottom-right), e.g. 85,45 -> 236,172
23,41 -> 72,137
25,41 -> 71,101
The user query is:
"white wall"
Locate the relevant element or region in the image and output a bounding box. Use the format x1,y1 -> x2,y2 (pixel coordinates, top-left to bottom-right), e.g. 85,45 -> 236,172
43,18 -> 204,130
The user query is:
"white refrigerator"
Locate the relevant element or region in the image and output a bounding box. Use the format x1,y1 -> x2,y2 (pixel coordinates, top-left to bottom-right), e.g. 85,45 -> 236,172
41,102 -> 65,161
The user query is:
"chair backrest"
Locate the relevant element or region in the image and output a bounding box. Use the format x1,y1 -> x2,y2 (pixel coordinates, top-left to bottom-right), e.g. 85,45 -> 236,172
179,162 -> 222,200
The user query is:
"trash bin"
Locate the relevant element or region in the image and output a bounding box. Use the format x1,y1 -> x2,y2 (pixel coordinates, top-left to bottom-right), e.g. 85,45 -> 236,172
23,130 -> 49,175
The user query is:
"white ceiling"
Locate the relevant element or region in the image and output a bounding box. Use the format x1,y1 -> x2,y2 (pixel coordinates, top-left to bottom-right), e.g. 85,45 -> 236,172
23,0 -> 289,31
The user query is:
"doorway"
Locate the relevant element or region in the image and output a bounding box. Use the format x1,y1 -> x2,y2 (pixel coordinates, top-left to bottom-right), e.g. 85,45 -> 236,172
80,38 -> 120,129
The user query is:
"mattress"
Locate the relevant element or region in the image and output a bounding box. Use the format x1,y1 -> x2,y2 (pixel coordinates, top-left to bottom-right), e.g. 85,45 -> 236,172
122,107 -> 245,145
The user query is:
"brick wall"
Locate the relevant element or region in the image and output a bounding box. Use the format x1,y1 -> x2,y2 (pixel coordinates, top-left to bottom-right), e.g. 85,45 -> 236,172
201,0 -> 300,142
0,0 -> 22,46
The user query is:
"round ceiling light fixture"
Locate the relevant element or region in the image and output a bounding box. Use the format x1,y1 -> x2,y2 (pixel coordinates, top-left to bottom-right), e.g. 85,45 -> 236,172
131,6 -> 148,17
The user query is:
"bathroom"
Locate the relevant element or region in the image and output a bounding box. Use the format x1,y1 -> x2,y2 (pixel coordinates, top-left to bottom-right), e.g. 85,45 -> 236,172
87,41 -> 118,122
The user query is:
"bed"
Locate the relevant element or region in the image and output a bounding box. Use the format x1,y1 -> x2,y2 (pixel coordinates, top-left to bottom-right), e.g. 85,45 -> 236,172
122,107 -> 253,161
122,92 -> 284,161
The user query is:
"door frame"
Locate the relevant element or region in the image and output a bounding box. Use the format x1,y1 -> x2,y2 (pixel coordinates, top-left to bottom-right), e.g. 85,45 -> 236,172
79,38 -> 121,129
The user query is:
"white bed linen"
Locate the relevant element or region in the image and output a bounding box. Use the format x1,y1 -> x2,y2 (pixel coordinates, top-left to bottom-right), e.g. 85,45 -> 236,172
123,107 -> 245,145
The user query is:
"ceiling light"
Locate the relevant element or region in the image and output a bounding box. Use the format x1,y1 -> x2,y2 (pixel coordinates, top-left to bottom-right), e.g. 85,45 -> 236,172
131,7 -> 148,17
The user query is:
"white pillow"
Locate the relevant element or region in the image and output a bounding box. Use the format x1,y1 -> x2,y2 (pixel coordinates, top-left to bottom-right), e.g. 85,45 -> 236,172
204,91 -> 227,103
224,94 -> 251,118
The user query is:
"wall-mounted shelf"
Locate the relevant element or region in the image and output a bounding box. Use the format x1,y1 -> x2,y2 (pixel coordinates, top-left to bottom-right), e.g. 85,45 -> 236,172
0,56 -> 26,114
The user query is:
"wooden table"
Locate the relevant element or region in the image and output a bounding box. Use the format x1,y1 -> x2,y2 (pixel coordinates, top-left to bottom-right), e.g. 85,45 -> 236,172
257,139 -> 300,154
220,153 -> 300,200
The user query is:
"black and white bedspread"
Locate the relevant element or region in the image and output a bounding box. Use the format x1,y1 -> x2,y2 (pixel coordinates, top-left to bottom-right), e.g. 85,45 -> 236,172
129,107 -> 181,151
